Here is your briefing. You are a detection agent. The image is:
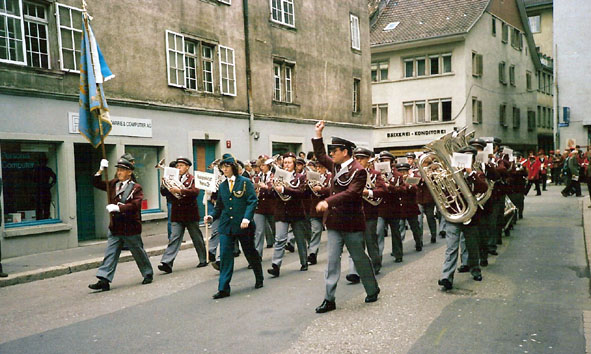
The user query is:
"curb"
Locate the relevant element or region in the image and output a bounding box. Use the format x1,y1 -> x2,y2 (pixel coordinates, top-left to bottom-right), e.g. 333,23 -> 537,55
582,198 -> 591,294
0,241 -> 196,288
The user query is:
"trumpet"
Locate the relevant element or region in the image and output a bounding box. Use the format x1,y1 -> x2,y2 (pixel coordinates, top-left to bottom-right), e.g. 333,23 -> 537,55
273,179 -> 293,201
155,158 -> 186,199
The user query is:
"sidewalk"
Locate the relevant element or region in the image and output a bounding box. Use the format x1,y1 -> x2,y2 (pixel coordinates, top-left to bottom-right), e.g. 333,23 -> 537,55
0,228 -> 202,288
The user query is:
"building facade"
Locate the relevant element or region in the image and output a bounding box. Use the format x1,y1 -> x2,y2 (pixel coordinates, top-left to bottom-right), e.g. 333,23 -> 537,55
552,0 -> 591,151
0,0 -> 373,257
370,0 -> 540,155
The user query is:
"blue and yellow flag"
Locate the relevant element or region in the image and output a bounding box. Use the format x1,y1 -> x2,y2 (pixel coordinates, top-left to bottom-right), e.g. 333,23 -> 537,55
78,15 -> 115,148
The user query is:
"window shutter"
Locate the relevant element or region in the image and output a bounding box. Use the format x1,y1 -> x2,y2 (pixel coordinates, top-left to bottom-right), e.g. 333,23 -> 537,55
478,100 -> 483,123
478,54 -> 483,76
165,30 -> 186,88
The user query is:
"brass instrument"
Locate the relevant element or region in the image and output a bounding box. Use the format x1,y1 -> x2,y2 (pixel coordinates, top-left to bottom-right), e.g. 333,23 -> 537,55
417,132 -> 479,224
363,172 -> 383,206
155,158 -> 186,199
461,130 -> 493,208
306,168 -> 326,197
272,166 -> 298,202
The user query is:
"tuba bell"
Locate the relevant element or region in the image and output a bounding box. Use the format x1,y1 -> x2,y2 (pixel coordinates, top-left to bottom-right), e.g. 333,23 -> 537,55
417,133 -> 479,224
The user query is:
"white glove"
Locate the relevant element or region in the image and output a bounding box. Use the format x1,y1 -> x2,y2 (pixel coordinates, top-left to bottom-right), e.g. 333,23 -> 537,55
106,204 -> 120,213
99,159 -> 109,171
204,215 -> 213,223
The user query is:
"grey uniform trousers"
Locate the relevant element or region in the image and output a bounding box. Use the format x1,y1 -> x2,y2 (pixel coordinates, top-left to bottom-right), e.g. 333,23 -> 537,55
348,218 -> 381,275
207,219 -> 221,261
384,216 -> 421,259
419,203 -> 438,239
441,221 -> 481,282
272,219 -> 308,267
325,229 -> 378,302
308,217 -> 323,255
161,221 -> 206,266
254,213 -> 275,257
96,230 -> 153,282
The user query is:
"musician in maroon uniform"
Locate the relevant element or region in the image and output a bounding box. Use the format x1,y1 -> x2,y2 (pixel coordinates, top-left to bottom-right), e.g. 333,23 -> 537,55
313,121 -> 380,313
253,156 -> 276,257
306,161 -> 331,265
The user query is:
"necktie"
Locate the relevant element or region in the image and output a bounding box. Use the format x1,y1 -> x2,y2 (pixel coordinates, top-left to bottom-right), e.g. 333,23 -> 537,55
116,182 -> 122,194
229,180 -> 234,192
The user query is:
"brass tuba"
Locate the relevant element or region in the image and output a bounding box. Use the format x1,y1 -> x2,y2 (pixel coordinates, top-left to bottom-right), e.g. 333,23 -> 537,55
417,132 -> 479,224
155,159 -> 186,199
461,130 -> 493,208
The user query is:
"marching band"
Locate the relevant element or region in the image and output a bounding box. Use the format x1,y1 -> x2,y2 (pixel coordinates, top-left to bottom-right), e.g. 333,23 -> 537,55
88,121 -> 531,313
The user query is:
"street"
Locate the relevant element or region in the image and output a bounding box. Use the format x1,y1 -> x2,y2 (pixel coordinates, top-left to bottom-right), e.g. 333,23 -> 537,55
0,186 -> 589,354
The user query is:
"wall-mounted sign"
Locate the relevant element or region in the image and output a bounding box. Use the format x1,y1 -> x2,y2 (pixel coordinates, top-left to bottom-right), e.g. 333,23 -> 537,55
68,112 -> 153,138
386,129 -> 447,139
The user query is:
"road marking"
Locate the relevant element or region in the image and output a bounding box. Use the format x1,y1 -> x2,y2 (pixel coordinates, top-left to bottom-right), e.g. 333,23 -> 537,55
434,327 -> 447,345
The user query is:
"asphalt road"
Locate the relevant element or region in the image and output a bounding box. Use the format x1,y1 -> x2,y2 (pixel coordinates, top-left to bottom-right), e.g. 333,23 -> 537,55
0,186 -> 589,354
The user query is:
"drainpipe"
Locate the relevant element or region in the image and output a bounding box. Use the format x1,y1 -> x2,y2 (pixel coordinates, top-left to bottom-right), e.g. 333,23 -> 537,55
243,0 -> 255,160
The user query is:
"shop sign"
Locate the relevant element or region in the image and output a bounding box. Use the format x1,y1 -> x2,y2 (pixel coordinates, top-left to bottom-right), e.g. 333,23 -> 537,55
386,129 -> 447,139
68,113 -> 152,138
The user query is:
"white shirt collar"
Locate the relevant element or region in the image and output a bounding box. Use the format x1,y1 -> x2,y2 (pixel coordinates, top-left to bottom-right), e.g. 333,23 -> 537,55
341,157 -> 354,169
228,175 -> 236,182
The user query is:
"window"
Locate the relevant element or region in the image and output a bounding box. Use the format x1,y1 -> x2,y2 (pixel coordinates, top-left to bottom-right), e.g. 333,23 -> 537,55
509,65 -> 515,86
442,54 -> 452,73
166,30 -> 185,87
56,3 -> 82,72
526,71 -> 532,91
383,21 -> 399,31
273,61 -> 294,103
429,100 -> 439,122
403,102 -> 414,124
125,146 -> 161,212
498,62 -> 506,84
184,41 -> 198,90
529,15 -> 540,33
511,28 -> 522,50
502,22 -> 508,43
372,104 -> 388,126
500,104 -> 507,127
542,107 -> 547,128
472,52 -> 483,77
527,110 -> 535,131
429,55 -> 439,75
350,14 -> 360,51
270,0 -> 294,27
472,98 -> 482,124
352,78 -> 360,113
417,57 -> 426,76
218,0 -> 231,4
416,101 -> 426,123
219,45 -> 236,96
2,142 -> 60,226
404,59 -> 413,78
273,63 -> 281,101
492,18 -> 496,36
403,53 -> 452,78
0,0 -> 26,65
441,100 -> 452,121
23,1 -> 49,69
513,106 -> 520,129
202,45 -> 214,93
371,61 -> 388,82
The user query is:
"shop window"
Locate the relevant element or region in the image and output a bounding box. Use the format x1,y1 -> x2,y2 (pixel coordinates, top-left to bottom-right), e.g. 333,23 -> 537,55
124,146 -> 162,212
2,142 -> 60,226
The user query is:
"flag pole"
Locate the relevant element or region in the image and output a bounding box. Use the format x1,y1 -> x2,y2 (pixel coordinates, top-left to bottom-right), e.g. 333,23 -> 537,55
82,1 -> 111,199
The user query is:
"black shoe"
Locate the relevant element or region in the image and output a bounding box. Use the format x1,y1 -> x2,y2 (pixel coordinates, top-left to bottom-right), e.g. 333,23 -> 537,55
88,278 -> 110,291
315,299 -> 336,313
208,252 -> 216,262
300,264 -> 308,271
496,239 -> 503,245
248,264 -> 253,269
365,288 -> 380,303
473,273 -> 483,281
0,272 -> 7,278
438,278 -> 453,290
267,263 -> 280,277
394,258 -> 403,263
561,192 -> 568,197
142,277 -> 153,285
430,236 -> 436,244
458,265 -> 470,273
255,279 -> 264,289
212,291 -> 230,299
211,261 -> 220,271
416,245 -> 423,252
505,230 -> 511,237
196,262 -> 208,268
488,250 -> 498,256
266,244 -> 273,248
536,193 -> 542,196
285,243 -> 295,253
158,263 -> 172,274
233,250 -> 241,257
307,253 -> 317,265
439,231 -> 446,238
480,260 -> 488,267
346,274 -> 360,284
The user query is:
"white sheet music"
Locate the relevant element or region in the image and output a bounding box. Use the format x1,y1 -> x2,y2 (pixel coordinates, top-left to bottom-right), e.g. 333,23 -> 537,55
475,151 -> 488,164
274,167 -> 294,183
374,161 -> 391,175
451,153 -> 473,169
397,157 -> 408,164
164,167 -> 179,180
307,170 -> 322,182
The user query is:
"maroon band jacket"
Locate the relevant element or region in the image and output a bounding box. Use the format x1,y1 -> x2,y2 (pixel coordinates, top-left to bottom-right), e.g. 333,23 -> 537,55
363,169 -> 387,220
272,171 -> 307,222
160,173 -> 200,223
312,137 -> 367,232
254,171 -> 276,215
93,176 -> 143,236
